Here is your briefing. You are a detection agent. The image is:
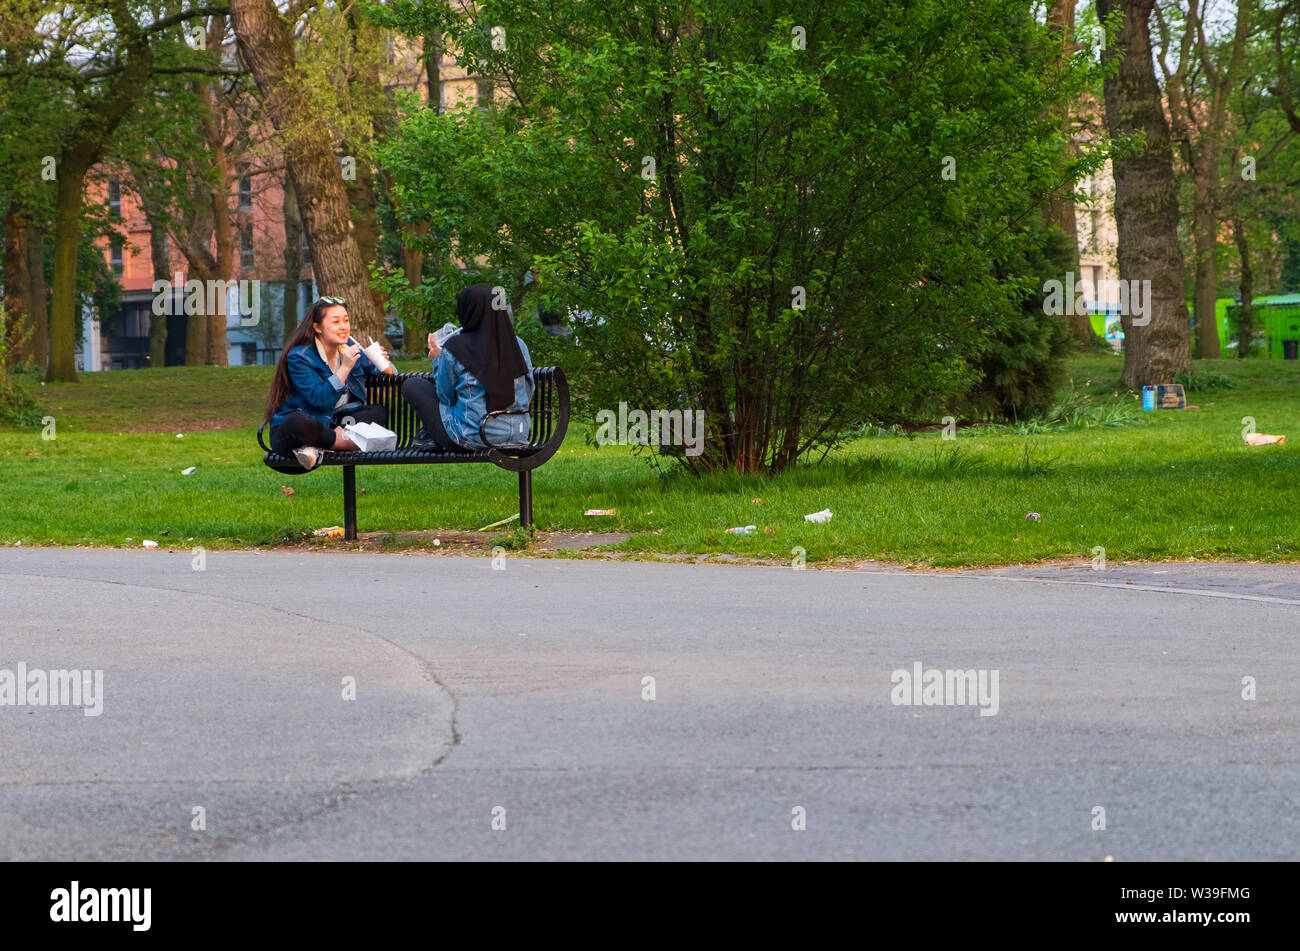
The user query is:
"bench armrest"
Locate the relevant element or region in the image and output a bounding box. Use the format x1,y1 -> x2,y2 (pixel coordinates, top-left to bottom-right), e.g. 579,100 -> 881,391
479,366 -> 570,472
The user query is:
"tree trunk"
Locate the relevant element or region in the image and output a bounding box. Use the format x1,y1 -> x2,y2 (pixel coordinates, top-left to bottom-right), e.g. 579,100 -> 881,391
204,18 -> 231,366
46,7 -> 156,382
127,160 -> 175,369
1095,0 -> 1191,388
1191,163 -> 1221,357
343,5 -> 387,327
402,239 -> 426,354
282,172 -> 301,339
425,31 -> 441,113
230,0 -> 387,345
1045,0 -> 1093,347
1156,0 -> 1254,360
3,210 -> 30,365
49,155 -> 92,381
184,250 -> 209,368
1232,214 -> 1254,357
25,218 -> 48,371
346,157 -> 384,320
379,165 -> 428,354
146,215 -> 170,368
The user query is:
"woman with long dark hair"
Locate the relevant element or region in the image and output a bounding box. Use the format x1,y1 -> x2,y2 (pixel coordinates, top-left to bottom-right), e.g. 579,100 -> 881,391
264,297 -> 394,469
403,283 -> 534,451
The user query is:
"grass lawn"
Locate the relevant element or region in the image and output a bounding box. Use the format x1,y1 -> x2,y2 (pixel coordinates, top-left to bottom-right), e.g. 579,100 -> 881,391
1,353 -> 1297,566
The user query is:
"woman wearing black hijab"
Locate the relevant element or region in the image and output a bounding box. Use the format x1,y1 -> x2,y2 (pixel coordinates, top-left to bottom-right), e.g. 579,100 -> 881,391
404,283 -> 535,450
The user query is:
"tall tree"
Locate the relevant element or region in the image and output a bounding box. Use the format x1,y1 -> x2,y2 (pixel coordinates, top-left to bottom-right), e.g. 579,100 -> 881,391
56,4 -> 227,381
1155,0 -> 1256,359
229,0 -> 387,344
1096,0 -> 1192,387
1,1 -> 61,369
382,0 -> 1098,472
1044,0 -> 1095,348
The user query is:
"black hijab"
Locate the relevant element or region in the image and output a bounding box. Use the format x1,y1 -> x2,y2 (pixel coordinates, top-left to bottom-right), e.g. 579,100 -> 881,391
444,283 -> 529,413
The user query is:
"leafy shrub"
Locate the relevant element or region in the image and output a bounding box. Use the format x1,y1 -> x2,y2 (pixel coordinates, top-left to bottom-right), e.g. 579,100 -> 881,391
952,225 -> 1075,421
0,363 -> 45,427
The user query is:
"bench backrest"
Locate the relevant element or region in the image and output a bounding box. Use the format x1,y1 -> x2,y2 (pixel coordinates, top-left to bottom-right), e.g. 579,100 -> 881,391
363,368 -> 563,450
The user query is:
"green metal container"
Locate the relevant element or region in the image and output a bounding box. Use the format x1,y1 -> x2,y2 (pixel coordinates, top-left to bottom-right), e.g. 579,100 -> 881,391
1223,295 -> 1300,358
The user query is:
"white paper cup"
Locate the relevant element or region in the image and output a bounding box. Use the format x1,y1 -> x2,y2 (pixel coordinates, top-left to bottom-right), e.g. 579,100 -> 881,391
362,340 -> 391,372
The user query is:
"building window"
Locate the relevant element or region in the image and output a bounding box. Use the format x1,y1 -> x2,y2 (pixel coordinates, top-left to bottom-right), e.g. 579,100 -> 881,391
125,307 -> 149,338
476,80 -> 494,109
240,224 -> 254,269
1088,209 -> 1100,254
109,236 -> 124,277
238,167 -> 252,210
300,232 -> 311,267
108,178 -> 121,214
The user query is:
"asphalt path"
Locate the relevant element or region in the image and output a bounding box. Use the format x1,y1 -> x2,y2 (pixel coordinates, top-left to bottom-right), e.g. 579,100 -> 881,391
1,549 -> 1296,861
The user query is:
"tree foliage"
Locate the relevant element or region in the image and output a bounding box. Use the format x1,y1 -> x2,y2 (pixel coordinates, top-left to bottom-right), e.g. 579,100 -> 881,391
379,0 -> 1099,473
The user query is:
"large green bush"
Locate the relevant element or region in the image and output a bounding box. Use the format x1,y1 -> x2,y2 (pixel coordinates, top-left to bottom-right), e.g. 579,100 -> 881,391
378,0 -> 1102,472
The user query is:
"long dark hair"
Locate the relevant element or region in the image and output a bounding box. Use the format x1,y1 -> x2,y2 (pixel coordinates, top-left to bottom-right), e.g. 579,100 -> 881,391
263,299 -> 336,424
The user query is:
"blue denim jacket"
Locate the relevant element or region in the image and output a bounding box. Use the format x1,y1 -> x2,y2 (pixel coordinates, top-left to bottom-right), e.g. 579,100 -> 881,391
434,336 -> 535,448
270,340 -> 379,430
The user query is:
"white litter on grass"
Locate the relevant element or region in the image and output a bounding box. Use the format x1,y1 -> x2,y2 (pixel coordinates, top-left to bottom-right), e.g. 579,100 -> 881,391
434,539 -> 441,546
725,525 -> 757,535
804,509 -> 833,523
176,433 -> 184,438
181,467 -> 196,475
142,540 -> 158,549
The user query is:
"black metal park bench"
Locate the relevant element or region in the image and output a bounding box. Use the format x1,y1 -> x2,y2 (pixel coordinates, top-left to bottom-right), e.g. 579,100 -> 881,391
258,367 -> 569,540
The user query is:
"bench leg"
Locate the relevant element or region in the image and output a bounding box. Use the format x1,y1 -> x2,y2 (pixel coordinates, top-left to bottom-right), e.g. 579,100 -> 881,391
343,466 -> 357,540
518,470 -> 533,530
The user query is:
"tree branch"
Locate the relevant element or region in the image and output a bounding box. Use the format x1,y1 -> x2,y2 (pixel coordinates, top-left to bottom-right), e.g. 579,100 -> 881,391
143,6 -> 231,35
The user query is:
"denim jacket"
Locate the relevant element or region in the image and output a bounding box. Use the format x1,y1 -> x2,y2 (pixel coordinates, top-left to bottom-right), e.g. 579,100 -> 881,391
434,336 -> 535,448
270,340 -> 380,430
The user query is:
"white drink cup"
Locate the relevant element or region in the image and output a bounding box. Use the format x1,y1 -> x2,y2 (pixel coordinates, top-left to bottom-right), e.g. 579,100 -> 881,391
361,339 -> 391,372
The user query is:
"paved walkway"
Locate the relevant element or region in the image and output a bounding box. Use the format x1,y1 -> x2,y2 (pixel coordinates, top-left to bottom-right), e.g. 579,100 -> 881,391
1,549 -> 1296,860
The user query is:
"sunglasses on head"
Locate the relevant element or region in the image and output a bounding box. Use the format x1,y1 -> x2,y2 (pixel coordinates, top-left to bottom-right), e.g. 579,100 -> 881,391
318,296 -> 347,306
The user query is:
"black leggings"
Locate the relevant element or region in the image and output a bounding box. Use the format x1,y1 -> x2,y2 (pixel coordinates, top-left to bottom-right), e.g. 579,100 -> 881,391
401,378 -> 460,449
270,404 -> 388,455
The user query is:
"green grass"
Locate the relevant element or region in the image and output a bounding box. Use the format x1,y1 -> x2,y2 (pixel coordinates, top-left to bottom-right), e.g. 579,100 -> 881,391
1,353 -> 1297,566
